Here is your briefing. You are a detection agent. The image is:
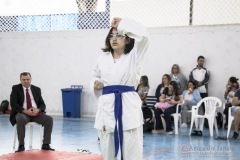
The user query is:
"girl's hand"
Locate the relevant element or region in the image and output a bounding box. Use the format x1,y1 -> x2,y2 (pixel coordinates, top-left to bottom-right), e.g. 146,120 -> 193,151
111,17 -> 122,28
188,88 -> 193,94
170,99 -> 176,104
94,81 -> 104,90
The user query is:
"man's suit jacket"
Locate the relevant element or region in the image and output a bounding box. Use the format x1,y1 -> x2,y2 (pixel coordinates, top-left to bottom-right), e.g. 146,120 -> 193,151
10,84 -> 46,126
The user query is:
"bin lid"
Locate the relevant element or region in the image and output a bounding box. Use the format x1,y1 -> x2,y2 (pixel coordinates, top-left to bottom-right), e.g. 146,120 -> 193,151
61,85 -> 83,92
61,88 -> 82,91
71,85 -> 83,89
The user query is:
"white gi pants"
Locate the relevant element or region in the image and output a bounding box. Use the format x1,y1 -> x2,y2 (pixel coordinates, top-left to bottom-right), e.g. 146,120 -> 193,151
98,125 -> 143,160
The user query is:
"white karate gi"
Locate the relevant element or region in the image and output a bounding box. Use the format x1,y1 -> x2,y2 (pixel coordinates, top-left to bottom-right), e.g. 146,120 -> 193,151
91,18 -> 149,160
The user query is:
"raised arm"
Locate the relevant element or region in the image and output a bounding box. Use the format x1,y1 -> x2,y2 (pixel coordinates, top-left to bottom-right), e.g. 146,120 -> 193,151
116,18 -> 149,63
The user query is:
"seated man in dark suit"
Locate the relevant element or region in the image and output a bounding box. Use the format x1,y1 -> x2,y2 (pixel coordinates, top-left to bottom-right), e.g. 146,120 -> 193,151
10,72 -> 54,152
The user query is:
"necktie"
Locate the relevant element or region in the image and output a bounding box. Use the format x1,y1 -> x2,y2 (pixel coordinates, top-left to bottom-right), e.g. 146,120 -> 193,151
26,88 -> 32,110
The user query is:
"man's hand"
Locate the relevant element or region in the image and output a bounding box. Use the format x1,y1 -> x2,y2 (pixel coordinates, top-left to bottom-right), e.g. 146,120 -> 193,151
94,80 -> 104,90
23,107 -> 40,116
111,17 -> 122,28
23,108 -> 35,116
31,107 -> 40,116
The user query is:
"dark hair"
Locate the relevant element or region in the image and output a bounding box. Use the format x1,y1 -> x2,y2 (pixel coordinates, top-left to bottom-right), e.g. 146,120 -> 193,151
229,77 -> 239,90
171,64 -> 180,74
102,27 -> 135,54
20,72 -> 31,78
169,81 -> 181,100
141,75 -> 149,88
188,80 -> 197,89
197,55 -> 205,61
161,74 -> 171,86
229,76 -> 239,83
169,81 -> 179,92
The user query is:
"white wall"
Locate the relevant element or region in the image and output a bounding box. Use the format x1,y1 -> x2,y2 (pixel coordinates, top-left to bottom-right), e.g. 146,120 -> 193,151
1,24 -> 240,117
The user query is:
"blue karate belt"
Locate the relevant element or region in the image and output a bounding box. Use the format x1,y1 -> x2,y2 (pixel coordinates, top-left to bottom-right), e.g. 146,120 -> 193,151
102,85 -> 135,160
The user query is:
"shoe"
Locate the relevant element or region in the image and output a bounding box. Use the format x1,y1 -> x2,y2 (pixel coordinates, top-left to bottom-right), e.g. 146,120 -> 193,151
181,123 -> 187,128
15,145 -> 25,152
152,129 -> 164,134
41,144 -> 55,151
232,132 -> 239,140
224,124 -> 228,129
167,131 -> 173,135
215,136 -> 227,140
191,130 -> 203,136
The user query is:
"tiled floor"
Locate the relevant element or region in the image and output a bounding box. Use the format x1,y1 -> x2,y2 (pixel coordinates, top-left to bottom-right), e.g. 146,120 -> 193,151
0,114 -> 240,160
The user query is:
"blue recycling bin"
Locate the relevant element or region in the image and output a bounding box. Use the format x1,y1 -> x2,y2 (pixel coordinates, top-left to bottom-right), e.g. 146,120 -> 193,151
61,85 -> 83,118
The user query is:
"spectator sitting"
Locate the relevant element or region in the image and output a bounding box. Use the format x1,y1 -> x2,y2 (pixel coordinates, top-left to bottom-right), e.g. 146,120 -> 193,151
181,81 -> 202,127
10,72 -> 54,152
152,81 -> 183,134
231,88 -> 240,139
223,76 -> 239,129
155,74 -> 171,102
136,75 -> 149,106
170,64 -> 187,93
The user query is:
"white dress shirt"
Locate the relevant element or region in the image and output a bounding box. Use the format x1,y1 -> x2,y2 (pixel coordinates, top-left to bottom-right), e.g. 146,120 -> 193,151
22,86 -> 37,109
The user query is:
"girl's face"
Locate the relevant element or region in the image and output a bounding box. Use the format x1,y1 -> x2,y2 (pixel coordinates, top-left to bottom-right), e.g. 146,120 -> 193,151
162,76 -> 169,85
188,82 -> 194,90
168,85 -> 174,92
110,29 -> 127,51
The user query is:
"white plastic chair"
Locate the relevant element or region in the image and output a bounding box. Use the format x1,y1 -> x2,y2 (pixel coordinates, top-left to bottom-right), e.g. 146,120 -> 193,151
216,102 -> 226,129
13,122 -> 43,150
227,107 -> 235,138
171,101 -> 184,135
189,97 -> 222,137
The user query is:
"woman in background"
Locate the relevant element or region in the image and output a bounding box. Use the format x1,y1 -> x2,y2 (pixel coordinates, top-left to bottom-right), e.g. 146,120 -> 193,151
152,81 -> 183,134
136,75 -> 149,106
223,76 -> 239,129
181,81 -> 202,127
170,64 -> 187,93
231,88 -> 240,139
155,74 -> 171,102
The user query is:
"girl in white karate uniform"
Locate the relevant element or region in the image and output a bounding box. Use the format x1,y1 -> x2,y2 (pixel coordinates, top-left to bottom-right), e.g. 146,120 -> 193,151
91,17 -> 149,160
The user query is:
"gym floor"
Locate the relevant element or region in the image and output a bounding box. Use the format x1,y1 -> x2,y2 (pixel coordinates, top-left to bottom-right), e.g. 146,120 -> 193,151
0,115 -> 240,160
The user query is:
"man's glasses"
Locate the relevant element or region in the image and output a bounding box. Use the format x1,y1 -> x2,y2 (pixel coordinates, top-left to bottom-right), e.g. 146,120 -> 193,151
109,34 -> 125,40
